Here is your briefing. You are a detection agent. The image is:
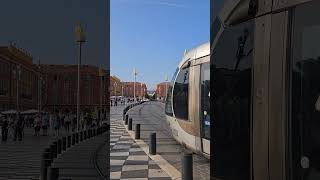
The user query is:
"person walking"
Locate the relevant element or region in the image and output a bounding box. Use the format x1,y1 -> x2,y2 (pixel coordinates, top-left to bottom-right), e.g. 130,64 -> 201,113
1,116 -> 8,142
42,113 -> 49,136
34,115 -> 41,136
14,114 -> 23,141
53,113 -> 60,137
64,113 -> 71,133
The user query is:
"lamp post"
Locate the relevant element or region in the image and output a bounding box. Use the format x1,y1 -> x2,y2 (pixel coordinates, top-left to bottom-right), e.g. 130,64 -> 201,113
165,74 -> 168,101
13,65 -> 21,118
99,67 -> 104,126
38,60 -> 42,121
75,24 -> 86,132
133,68 -> 138,103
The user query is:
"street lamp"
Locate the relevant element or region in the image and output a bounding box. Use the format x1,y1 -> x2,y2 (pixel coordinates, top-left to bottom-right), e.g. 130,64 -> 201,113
99,67 -> 105,126
12,65 -> 21,119
75,23 -> 86,132
133,68 -> 137,103
165,74 -> 168,101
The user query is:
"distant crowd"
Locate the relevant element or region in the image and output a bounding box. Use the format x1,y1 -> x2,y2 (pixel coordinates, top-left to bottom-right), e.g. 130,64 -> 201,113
0,111 -> 104,142
110,97 -> 142,106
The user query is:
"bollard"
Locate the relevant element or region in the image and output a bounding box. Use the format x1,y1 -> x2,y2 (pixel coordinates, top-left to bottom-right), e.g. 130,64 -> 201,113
182,153 -> 193,180
50,144 -> 55,162
47,167 -> 59,180
128,118 -> 132,130
149,133 -> 156,155
52,141 -> 58,158
76,133 -> 79,144
67,136 -> 71,148
72,134 -> 75,145
135,124 -> 140,139
97,127 -> 100,135
57,139 -> 62,154
62,137 -> 66,151
125,114 -> 128,123
80,131 -> 83,141
40,148 -> 51,180
125,116 -> 129,125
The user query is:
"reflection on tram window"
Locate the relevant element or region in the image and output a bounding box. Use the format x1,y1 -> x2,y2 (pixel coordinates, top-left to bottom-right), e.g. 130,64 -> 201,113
291,1 -> 320,179
201,61 -> 210,139
173,65 -> 189,120
212,19 -> 253,180
165,68 -> 178,116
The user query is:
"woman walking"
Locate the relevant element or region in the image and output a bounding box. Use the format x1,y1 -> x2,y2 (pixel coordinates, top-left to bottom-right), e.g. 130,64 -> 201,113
53,113 -> 60,137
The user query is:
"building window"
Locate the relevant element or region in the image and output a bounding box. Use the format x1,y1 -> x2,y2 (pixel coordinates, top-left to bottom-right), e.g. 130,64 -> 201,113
0,79 -> 8,96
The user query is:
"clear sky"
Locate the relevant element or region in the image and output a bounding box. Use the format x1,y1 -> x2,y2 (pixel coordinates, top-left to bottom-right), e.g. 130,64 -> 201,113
111,0 -> 209,90
0,0 -> 108,69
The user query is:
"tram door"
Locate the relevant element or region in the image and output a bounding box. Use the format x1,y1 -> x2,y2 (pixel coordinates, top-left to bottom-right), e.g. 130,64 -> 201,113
290,1 -> 320,179
200,59 -> 210,155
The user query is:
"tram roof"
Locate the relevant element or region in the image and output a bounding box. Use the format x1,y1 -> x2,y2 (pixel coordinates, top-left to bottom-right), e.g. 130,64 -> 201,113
218,0 -> 313,26
178,42 -> 210,68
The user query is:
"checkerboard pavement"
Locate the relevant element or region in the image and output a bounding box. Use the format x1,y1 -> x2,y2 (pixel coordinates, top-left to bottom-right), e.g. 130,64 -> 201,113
110,120 -> 172,180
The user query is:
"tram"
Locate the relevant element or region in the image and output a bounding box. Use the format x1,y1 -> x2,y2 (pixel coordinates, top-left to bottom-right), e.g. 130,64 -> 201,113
211,0 -> 320,180
165,42 -> 210,158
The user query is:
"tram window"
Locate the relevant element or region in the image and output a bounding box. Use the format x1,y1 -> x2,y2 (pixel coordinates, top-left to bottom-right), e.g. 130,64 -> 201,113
290,1 -> 320,179
173,65 -> 189,120
165,68 -> 178,116
200,61 -> 210,139
212,19 -> 253,180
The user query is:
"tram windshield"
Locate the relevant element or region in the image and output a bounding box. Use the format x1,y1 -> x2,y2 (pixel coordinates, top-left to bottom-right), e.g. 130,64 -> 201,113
212,19 -> 253,180
165,68 -> 178,116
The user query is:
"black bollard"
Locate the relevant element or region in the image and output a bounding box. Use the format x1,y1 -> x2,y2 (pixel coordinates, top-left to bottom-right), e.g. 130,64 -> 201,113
67,136 -> 71,148
135,124 -> 140,139
182,153 -> 193,180
125,114 -> 128,122
80,131 -> 83,141
62,137 -> 66,151
76,133 -> 79,144
128,118 -> 132,130
40,148 -> 51,180
57,139 -> 62,154
52,141 -> 58,158
47,167 -> 59,180
50,144 -> 56,160
125,116 -> 129,125
72,134 -> 75,145
149,133 -> 156,155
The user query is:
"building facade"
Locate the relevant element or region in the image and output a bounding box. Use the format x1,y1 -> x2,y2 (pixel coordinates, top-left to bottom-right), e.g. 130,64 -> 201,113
155,82 -> 170,100
123,82 -> 147,98
0,45 -> 43,112
41,64 -> 108,114
110,75 -> 122,96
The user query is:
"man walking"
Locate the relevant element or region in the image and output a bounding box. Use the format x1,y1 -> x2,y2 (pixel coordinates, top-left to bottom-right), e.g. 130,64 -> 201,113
1,116 -> 8,142
13,114 -> 23,141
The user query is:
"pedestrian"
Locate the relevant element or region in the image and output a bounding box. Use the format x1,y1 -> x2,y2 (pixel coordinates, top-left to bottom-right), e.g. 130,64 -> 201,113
64,113 -> 71,133
34,115 -> 41,136
42,113 -> 49,136
53,113 -> 60,137
14,114 -> 23,141
1,115 -> 8,142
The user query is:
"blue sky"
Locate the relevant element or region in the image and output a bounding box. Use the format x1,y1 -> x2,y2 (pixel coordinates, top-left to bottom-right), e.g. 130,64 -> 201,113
0,0 -> 108,69
111,0 -> 209,90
